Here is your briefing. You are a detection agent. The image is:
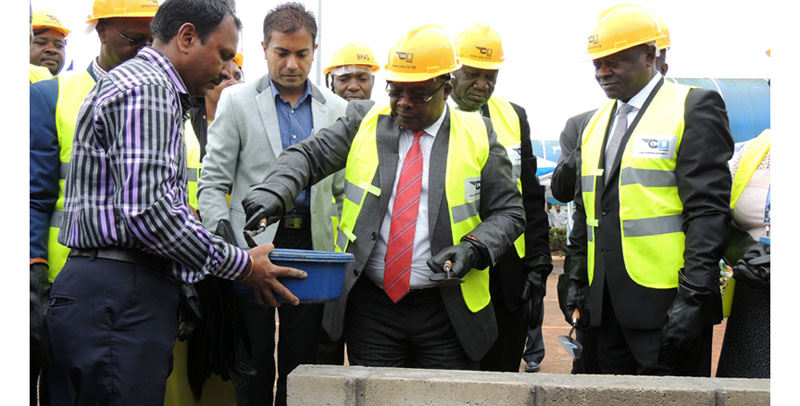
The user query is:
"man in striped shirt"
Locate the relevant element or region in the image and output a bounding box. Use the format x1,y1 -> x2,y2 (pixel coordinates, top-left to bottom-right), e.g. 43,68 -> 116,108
45,1 -> 306,404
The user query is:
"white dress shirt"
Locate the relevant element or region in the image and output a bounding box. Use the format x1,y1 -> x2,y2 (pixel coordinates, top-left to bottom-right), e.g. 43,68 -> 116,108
364,107 -> 447,289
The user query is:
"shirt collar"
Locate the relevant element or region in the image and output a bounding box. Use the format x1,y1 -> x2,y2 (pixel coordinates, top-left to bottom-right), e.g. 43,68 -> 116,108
90,58 -> 108,81
137,47 -> 192,116
624,72 -> 662,111
269,76 -> 312,107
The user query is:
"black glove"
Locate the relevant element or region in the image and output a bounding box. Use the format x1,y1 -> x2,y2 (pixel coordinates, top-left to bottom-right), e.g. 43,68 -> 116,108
214,219 -> 238,246
520,254 -> 552,329
177,283 -> 202,341
427,236 -> 488,283
241,187 -> 285,232
30,261 -> 50,368
658,269 -> 721,369
732,241 -> 770,289
557,254 -> 590,329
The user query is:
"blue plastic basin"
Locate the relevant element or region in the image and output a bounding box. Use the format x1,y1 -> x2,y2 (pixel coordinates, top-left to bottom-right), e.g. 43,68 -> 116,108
270,248 -> 354,303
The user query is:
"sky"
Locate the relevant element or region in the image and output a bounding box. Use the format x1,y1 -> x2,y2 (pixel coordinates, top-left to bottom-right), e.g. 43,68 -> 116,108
31,0 -> 774,141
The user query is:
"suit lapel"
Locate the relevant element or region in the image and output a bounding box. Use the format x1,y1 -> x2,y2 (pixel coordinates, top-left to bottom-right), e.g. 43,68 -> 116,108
254,76 -> 283,160
376,114 -> 400,218
428,109 -> 450,234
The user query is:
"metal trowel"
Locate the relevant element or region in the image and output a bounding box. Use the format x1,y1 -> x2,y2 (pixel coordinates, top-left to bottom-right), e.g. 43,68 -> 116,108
558,309 -> 584,359
431,260 -> 465,287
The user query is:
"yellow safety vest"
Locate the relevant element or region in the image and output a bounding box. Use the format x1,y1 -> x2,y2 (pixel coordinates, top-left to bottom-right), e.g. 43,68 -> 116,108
48,70 -> 96,282
485,97 -> 525,258
184,119 -> 202,211
581,80 -> 691,289
731,129 -> 770,210
337,104 -> 492,312
30,64 -> 53,83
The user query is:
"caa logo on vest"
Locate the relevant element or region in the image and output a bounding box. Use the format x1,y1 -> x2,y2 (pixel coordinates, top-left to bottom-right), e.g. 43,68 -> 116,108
464,177 -> 481,201
632,134 -> 678,159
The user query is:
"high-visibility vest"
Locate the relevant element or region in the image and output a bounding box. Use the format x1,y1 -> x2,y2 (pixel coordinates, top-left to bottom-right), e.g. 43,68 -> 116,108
48,70 -> 96,282
30,64 -> 53,83
336,104 -> 492,312
731,129 -> 770,210
184,119 -> 202,211
485,97 -> 525,258
581,80 -> 691,289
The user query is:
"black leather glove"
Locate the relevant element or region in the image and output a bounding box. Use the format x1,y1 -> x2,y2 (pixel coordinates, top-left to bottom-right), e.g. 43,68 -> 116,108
520,254 -> 552,329
427,236 -> 489,283
30,261 -> 49,368
214,219 -> 238,246
733,241 -> 770,289
177,283 -> 201,341
658,269 -> 721,369
557,254 -> 590,329
241,187 -> 285,232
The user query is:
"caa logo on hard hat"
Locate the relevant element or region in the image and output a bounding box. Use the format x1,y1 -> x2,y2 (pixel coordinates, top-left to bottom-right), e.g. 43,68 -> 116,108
475,46 -> 493,59
356,53 -> 370,61
396,51 -> 414,63
588,35 -> 599,45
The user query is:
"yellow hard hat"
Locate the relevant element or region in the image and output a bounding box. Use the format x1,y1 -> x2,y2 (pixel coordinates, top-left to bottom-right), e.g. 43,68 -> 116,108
87,0 -> 160,24
234,53 -> 243,68
385,24 -> 461,83
587,4 -> 665,60
653,14 -> 670,50
32,9 -> 70,37
324,42 -> 380,75
455,22 -> 504,70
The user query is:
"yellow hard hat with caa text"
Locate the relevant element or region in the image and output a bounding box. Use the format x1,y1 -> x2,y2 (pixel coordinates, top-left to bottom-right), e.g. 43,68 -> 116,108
87,0 -> 160,24
324,42 -> 380,75
455,22 -> 504,70
32,9 -> 70,36
385,24 -> 461,83
587,4 -> 664,60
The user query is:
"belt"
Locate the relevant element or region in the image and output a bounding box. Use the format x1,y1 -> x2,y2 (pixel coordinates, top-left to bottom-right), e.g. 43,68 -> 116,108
281,216 -> 309,229
69,247 -> 170,272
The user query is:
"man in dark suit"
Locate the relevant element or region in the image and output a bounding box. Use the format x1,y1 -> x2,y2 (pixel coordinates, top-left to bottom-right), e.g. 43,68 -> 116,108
242,24 -> 524,369
550,110 -> 595,204
562,4 -> 733,376
449,22 -> 552,373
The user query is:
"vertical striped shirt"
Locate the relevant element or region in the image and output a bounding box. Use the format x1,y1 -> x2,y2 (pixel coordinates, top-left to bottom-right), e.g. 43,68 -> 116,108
58,47 -> 249,283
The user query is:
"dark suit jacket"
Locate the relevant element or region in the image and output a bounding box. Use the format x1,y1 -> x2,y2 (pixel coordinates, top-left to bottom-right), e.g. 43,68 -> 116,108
485,102 -> 552,313
550,110 -> 595,203
251,100 -> 525,360
567,77 -> 733,330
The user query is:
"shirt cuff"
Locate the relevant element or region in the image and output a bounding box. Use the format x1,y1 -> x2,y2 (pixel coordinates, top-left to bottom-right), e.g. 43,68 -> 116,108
214,242 -> 250,280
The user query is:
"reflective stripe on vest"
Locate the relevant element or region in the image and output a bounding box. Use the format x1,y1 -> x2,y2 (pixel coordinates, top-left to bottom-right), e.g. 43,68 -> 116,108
184,119 -> 202,211
581,80 -> 691,289
337,104 -> 492,312
485,97 -> 525,258
731,129 -> 770,210
48,70 -> 96,282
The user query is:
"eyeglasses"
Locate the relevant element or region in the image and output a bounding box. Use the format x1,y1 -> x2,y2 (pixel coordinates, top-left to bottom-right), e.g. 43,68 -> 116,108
107,25 -> 152,48
386,79 -> 448,104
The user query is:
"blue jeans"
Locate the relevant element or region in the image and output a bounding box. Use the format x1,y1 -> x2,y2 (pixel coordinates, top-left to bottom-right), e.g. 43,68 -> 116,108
47,255 -> 179,405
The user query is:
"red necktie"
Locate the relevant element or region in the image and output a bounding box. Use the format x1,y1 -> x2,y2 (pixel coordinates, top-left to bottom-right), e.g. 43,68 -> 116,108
383,130 -> 424,302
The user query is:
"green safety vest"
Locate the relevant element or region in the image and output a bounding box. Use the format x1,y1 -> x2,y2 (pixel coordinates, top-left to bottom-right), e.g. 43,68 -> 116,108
581,80 -> 691,289
336,104 -> 492,312
184,119 -> 202,211
30,64 -> 53,83
731,129 -> 770,210
484,97 -> 525,258
48,70 -> 96,282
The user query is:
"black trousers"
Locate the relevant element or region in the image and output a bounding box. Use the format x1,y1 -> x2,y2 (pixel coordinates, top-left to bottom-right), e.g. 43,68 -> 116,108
46,255 -> 179,405
595,284 -> 713,376
345,277 -> 478,370
230,218 -> 323,406
480,261 -> 528,372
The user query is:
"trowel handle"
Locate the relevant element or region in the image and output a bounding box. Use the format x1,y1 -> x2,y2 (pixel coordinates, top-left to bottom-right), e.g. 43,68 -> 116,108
571,308 -> 581,326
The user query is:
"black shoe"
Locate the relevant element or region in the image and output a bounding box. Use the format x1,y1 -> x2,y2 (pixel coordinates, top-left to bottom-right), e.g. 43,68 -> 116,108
525,360 -> 541,373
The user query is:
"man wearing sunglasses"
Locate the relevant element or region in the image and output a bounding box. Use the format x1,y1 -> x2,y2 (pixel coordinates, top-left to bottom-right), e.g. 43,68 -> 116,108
29,1 -> 159,401
242,24 -> 524,369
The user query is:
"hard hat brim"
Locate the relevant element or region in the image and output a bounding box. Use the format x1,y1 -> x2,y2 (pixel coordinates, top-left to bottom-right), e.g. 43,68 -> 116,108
33,25 -> 70,37
86,11 -> 157,25
461,59 -> 502,71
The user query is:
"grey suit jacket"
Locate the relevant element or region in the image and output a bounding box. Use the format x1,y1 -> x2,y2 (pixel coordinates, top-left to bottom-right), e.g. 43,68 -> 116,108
249,100 -> 525,360
198,75 -> 348,249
